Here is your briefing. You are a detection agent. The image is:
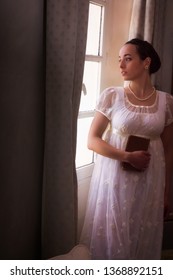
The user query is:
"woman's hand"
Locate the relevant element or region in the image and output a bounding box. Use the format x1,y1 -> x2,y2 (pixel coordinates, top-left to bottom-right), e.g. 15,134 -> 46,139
126,150 -> 151,171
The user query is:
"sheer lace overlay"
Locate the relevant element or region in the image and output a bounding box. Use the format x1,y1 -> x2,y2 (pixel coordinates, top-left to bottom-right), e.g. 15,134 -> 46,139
80,87 -> 173,260
124,91 -> 159,114
96,87 -> 117,120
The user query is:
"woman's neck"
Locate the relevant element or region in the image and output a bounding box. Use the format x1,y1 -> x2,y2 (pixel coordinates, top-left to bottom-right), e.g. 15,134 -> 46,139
129,79 -> 153,98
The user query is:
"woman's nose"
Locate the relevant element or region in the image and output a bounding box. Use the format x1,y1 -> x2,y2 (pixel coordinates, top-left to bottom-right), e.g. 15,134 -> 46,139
119,60 -> 125,69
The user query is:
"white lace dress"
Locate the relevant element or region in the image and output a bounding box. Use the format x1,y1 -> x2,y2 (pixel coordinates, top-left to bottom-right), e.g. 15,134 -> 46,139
80,87 -> 173,260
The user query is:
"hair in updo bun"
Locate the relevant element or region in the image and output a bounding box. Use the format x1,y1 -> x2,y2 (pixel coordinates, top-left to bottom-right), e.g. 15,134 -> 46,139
125,38 -> 161,74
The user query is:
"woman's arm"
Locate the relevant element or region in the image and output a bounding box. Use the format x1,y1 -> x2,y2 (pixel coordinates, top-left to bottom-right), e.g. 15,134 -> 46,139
88,111 -> 150,168
88,111 -> 127,161
161,122 -> 173,218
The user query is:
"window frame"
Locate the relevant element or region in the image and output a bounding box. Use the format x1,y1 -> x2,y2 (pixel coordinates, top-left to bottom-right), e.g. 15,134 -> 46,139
76,0 -> 106,170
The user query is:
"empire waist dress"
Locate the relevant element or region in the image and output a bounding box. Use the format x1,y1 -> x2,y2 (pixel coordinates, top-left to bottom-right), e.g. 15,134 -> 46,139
80,86 -> 173,260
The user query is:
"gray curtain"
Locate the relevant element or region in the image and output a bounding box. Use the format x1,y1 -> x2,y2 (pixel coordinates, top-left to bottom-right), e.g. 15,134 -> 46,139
128,0 -> 155,42
42,0 -> 89,259
0,0 -> 45,260
0,0 -> 89,260
128,0 -> 166,89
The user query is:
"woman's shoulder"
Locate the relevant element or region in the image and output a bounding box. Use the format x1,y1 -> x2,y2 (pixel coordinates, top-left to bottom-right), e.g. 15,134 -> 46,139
159,91 -> 173,126
157,89 -> 172,96
100,86 -> 124,97
103,86 -> 124,92
158,90 -> 173,103
96,86 -> 123,111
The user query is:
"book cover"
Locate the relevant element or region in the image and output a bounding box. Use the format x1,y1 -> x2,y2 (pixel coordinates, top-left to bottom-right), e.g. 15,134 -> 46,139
122,135 -> 150,172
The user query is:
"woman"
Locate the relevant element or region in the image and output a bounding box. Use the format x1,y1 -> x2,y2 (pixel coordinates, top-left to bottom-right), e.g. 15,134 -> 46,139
80,38 -> 173,259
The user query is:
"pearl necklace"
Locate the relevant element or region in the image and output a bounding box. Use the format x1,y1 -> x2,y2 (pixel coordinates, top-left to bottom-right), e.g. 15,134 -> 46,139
128,83 -> 156,101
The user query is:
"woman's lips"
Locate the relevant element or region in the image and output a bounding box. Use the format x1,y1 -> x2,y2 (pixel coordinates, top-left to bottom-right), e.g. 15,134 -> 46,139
121,71 -> 127,76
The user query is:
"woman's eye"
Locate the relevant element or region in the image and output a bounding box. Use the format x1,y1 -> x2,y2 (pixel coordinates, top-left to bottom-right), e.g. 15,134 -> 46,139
125,57 -> 131,62
118,57 -> 131,63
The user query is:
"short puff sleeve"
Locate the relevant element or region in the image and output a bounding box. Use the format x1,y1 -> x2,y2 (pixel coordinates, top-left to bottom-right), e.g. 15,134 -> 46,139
95,87 -> 117,120
165,93 -> 173,126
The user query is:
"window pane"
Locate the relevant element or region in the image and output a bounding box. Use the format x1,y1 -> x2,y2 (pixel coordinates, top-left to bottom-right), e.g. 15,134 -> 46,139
76,117 -> 94,168
79,61 -> 100,112
86,3 -> 103,55
76,1 -> 105,168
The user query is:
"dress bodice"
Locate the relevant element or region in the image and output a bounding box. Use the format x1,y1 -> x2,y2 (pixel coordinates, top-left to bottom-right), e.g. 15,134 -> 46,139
96,87 -> 173,139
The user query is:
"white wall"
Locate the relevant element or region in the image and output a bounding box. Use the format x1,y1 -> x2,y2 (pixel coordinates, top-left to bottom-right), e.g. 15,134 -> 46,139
101,0 -> 133,90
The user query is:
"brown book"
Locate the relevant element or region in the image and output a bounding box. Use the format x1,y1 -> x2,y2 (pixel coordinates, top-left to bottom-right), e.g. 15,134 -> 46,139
122,135 -> 150,172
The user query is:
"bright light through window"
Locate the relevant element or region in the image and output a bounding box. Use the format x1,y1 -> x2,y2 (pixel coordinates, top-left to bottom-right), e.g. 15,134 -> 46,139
86,3 -> 103,55
76,1 -> 105,168
79,61 -> 100,112
76,117 -> 94,167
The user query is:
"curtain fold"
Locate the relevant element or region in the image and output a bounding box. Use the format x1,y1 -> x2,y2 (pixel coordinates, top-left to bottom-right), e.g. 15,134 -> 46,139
152,0 -> 166,89
128,0 -> 166,89
128,0 -> 155,42
42,0 -> 89,259
0,0 -> 89,260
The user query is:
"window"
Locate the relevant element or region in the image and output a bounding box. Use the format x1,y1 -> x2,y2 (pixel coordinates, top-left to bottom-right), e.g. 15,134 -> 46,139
76,0 -> 105,168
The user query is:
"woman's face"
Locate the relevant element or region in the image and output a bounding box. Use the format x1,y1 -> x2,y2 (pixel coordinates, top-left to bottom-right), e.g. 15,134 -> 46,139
118,44 -> 148,81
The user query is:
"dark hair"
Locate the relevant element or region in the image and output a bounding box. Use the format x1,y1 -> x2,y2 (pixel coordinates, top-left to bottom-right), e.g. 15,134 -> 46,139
125,38 -> 161,74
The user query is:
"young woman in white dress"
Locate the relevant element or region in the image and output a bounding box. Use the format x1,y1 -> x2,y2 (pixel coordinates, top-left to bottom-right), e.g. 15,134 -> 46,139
80,38 -> 173,259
